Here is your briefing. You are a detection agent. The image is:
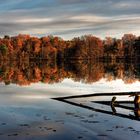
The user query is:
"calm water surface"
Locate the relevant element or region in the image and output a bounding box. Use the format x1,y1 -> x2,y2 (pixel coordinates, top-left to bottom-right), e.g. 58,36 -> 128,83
0,61 -> 140,140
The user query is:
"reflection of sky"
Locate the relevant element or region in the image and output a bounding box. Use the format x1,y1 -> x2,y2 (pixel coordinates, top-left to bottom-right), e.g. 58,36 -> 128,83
0,0 -> 139,39
0,78 -> 140,139
0,78 -> 140,102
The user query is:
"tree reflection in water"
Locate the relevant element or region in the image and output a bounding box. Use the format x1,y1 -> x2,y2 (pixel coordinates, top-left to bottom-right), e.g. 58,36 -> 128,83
0,60 -> 140,85
1,60 -> 140,121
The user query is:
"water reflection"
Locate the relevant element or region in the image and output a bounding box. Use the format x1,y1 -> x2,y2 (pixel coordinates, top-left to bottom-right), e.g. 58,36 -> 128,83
54,92 -> 140,121
0,61 -> 140,139
0,60 -> 140,86
134,95 -> 140,117
111,94 -> 140,118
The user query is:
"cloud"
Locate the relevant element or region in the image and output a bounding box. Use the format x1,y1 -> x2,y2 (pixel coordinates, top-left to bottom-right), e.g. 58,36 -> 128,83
0,0 -> 139,39
113,0 -> 140,9
55,0 -> 92,5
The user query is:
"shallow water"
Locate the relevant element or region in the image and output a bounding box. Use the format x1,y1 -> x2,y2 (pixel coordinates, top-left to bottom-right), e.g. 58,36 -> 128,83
0,61 -> 140,140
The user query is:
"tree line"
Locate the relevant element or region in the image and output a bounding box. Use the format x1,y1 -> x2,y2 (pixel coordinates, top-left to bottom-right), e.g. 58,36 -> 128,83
0,34 -> 140,61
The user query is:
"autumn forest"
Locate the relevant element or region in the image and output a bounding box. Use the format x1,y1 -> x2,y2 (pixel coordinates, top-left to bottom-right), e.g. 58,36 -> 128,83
0,33 -> 140,85
0,34 -> 140,61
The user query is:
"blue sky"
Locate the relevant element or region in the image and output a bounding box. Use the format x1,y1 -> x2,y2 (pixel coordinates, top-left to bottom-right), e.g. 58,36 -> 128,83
0,0 -> 140,39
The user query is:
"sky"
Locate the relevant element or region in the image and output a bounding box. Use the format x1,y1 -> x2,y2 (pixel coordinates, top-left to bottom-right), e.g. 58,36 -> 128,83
0,0 -> 140,39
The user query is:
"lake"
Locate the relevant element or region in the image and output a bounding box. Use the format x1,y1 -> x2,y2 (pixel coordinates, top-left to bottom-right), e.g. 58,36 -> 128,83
0,61 -> 140,140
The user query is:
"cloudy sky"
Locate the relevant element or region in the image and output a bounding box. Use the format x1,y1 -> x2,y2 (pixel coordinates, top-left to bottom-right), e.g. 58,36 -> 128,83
0,0 -> 140,39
